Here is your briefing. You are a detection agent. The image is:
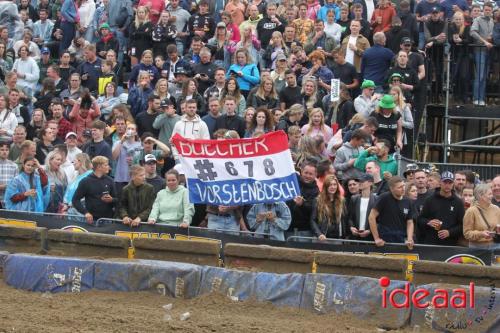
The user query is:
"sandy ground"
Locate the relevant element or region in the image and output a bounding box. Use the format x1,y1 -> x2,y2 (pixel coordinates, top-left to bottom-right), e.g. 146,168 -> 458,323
0,280 -> 432,333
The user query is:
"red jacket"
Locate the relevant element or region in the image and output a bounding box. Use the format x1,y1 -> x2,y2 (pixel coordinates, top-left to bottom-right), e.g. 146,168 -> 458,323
371,4 -> 397,33
68,102 -> 101,145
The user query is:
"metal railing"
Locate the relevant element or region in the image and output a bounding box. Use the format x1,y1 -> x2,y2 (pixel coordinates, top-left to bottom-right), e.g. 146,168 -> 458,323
95,218 -> 274,238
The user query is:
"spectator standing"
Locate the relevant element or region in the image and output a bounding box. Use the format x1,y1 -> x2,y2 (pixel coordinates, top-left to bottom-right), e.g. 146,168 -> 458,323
68,91 -> 101,145
153,99 -> 180,145
355,139 -> 398,178
143,154 -> 165,195
470,2 -> 495,106
334,129 -> 367,181
77,45 -> 102,96
370,95 -> 403,152
129,6 -> 153,67
227,48 -> 260,98
369,176 -> 415,247
8,126 -> 27,161
119,165 -> 155,226
12,46 -> 40,94
257,2 -> 286,50
347,173 -> 376,240
136,94 -> 160,137
366,160 -> 390,195
60,0 -> 79,54
424,7 -> 447,103
72,156 -> 117,223
81,120 -> 112,160
492,175 -> 500,207
112,122 -> 142,197
361,32 -> 394,89
0,143 -> 18,208
4,157 -> 50,212
293,2 -> 315,44
247,201 -> 292,241
340,20 -> 370,74
418,171 -> 465,246
215,97 -> 246,139
311,175 -> 347,240
166,0 -> 191,55
371,0 -> 397,33
463,183 -> 500,249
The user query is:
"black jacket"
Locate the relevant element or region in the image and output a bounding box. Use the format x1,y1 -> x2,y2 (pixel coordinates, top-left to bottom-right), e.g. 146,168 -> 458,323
72,173 -> 117,220
347,193 -> 377,240
214,114 -> 246,139
417,189 -> 465,246
310,198 -> 348,239
287,178 -> 319,231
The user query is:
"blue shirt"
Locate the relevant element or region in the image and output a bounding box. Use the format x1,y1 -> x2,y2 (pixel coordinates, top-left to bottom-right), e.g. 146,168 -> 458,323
361,45 -> 395,86
440,0 -> 469,19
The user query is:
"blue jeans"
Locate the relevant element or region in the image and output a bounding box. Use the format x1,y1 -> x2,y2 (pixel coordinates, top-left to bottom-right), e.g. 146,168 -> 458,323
418,31 -> 425,50
285,230 -> 313,242
175,39 -> 185,56
59,21 -> 76,54
473,48 -> 489,102
111,28 -> 127,64
207,214 -> 240,235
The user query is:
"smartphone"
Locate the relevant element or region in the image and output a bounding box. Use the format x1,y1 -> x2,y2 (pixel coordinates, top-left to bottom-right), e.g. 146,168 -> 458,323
102,191 -> 109,196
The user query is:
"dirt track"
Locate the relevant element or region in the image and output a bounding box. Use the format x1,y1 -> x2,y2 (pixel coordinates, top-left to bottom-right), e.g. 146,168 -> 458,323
0,280 -> 429,333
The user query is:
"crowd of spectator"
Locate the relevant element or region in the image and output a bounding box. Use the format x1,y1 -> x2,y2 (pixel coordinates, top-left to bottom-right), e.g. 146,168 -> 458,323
0,0 -> 499,249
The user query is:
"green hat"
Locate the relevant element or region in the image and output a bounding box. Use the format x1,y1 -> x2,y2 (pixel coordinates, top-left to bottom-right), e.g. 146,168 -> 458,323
389,73 -> 403,83
100,23 -> 110,30
378,94 -> 396,109
361,79 -> 375,89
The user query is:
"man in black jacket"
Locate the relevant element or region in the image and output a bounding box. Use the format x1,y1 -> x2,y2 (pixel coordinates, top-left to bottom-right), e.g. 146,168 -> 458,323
214,97 -> 246,138
417,171 -> 464,246
286,161 -> 319,240
256,2 -> 286,49
72,156 -> 117,224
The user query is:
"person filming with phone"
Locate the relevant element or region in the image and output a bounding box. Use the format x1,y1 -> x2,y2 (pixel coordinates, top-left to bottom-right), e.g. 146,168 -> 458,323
72,156 -> 117,224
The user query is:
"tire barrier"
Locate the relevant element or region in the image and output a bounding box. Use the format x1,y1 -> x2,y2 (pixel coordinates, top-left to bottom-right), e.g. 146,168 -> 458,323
300,273 -> 411,329
4,254 -> 95,293
224,243 -> 314,273
199,266 -> 305,307
0,224 -> 47,254
2,253 -> 500,331
93,259 -> 202,298
412,260 -> 500,287
133,238 -> 220,267
47,230 -> 130,259
410,283 -> 499,332
314,251 -> 408,281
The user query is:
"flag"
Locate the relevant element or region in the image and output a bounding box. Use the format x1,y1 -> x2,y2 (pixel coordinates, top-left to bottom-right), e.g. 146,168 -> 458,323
171,131 -> 301,206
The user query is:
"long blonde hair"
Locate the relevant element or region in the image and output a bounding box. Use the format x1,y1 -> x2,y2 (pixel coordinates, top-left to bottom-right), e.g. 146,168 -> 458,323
135,6 -> 150,29
256,77 -> 278,100
317,175 -> 344,225
301,77 -> 319,109
306,108 -> 328,136
390,86 -> 406,110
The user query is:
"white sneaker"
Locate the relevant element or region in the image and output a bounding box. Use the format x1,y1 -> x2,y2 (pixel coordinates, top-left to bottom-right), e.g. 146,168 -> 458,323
479,101 -> 486,106
473,100 -> 479,105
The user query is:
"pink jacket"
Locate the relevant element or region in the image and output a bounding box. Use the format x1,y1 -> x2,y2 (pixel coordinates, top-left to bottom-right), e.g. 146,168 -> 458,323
69,102 -> 101,145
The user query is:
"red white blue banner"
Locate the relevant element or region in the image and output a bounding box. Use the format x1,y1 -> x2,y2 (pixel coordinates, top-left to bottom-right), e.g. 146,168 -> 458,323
172,131 -> 301,205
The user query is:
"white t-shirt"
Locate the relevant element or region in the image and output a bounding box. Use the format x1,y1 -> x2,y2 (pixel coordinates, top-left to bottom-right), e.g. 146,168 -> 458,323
366,0 -> 375,23
345,35 -> 358,65
359,197 -> 370,230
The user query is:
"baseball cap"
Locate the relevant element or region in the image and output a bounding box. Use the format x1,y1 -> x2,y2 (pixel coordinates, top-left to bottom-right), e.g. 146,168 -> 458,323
144,154 -> 157,164
174,163 -> 185,175
401,37 -> 412,45
217,22 -> 226,29
441,171 -> 454,182
160,99 -> 173,108
359,173 -> 374,183
65,131 -> 77,139
100,23 -> 110,30
82,129 -> 92,137
403,163 -> 418,176
41,47 -> 50,54
276,52 -> 287,61
174,66 -> 188,76
431,7 -> 440,13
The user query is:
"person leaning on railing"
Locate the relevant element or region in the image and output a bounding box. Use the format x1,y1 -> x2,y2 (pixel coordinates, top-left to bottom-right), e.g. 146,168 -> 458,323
147,168 -> 194,227
463,183 -> 500,249
119,165 -> 155,227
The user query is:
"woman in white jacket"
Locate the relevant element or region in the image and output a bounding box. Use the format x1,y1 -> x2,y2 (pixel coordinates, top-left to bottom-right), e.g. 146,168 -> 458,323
12,45 -> 39,93
0,94 -> 18,142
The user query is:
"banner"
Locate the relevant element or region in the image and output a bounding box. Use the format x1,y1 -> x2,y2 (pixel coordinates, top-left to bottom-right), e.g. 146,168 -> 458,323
172,131 -> 300,205
330,78 -> 340,102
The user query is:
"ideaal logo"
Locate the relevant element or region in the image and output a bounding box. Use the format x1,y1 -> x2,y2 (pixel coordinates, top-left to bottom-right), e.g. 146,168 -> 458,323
380,277 -> 475,309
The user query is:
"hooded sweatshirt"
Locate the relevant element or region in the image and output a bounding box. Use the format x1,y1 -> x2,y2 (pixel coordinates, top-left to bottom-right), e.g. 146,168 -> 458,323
170,114 -> 210,159
417,189 -> 464,245
334,142 -> 365,180
354,149 -> 398,177
148,185 -> 195,225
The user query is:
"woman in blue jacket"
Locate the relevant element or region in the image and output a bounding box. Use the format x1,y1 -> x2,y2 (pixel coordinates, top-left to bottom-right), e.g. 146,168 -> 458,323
227,48 -> 260,98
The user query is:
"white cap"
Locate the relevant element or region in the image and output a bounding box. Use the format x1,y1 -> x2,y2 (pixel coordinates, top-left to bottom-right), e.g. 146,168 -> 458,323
65,132 -> 77,139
